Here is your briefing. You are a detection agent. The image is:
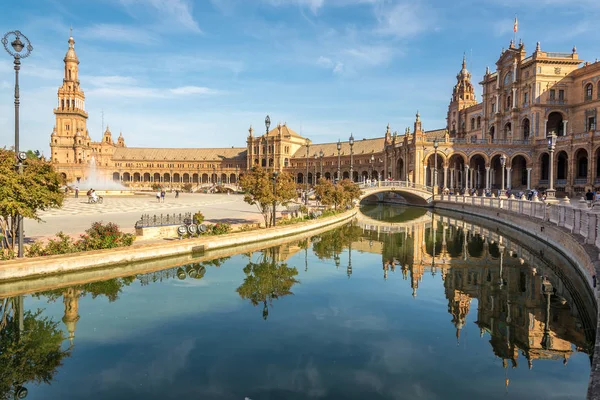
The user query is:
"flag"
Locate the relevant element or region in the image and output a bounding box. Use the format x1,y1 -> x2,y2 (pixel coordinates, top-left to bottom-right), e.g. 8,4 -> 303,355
513,16 -> 518,33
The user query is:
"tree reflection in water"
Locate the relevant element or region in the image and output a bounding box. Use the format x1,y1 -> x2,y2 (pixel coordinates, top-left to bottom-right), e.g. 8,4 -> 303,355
236,247 -> 299,320
0,296 -> 70,400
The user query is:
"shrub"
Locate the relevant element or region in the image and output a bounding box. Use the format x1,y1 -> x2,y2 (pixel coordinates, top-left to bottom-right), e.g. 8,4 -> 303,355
238,223 -> 258,232
78,222 -> 135,251
151,183 -> 162,191
211,223 -> 232,235
193,211 -> 205,224
183,183 -> 193,192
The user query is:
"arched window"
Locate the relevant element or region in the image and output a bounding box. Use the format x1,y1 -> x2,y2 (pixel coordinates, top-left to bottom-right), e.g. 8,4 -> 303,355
506,95 -> 511,110
585,83 -> 593,100
470,118 -> 475,130
503,72 -> 512,86
476,116 -> 481,129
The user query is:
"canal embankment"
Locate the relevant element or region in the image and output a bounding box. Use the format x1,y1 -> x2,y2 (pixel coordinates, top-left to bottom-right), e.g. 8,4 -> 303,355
0,208 -> 357,283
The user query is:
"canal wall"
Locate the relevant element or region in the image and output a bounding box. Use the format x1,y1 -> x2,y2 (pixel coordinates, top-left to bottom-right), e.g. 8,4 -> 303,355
432,195 -> 600,399
0,208 -> 357,283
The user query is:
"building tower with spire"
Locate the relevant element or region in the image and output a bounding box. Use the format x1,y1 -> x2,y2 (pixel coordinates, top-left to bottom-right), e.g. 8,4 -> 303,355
447,55 -> 478,137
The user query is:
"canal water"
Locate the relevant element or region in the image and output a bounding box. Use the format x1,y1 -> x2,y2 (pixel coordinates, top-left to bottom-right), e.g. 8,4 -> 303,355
0,205 -> 595,399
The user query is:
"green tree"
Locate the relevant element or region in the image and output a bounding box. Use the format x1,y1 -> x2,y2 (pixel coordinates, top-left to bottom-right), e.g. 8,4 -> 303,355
239,167 -> 297,227
236,249 -> 299,320
315,178 -> 360,210
0,297 -> 71,399
312,224 -> 363,260
0,149 -> 65,259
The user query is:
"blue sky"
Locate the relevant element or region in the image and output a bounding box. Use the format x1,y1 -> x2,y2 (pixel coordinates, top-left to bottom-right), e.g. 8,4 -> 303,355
1,0 -> 599,154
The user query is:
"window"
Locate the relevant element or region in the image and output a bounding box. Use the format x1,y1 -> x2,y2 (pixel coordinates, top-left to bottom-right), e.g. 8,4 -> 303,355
506,95 -> 511,110
558,89 -> 564,101
588,117 -> 596,131
470,118 -> 475,130
476,116 -> 481,129
585,83 -> 593,101
491,103 -> 496,113
503,72 -> 512,86
549,89 -> 555,100
523,92 -> 529,105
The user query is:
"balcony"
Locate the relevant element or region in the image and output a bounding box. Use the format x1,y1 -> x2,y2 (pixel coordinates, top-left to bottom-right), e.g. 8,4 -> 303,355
546,99 -> 567,105
574,178 -> 588,185
539,179 -> 549,185
556,179 -> 567,185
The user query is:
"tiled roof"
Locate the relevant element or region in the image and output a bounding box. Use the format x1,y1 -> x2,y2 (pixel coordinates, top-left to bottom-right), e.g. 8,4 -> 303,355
112,147 -> 247,161
423,129 -> 447,140
260,123 -> 303,139
292,137 -> 385,159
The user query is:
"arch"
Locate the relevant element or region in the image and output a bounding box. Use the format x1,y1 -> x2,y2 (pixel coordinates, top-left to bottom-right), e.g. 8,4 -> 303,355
521,118 -> 530,141
221,173 -> 227,184
284,158 -> 289,167
202,173 -> 209,183
557,151 -> 568,181
230,173 -> 237,184
211,173 -> 218,184
489,154 -> 509,191
308,172 -> 314,185
468,152 -> 489,165
173,173 -> 180,183
585,83 -> 593,100
192,173 -> 199,183
361,171 -> 369,181
503,122 -> 512,139
324,172 -> 331,180
183,173 -> 190,183
143,172 -> 151,182
396,158 -> 405,180
476,116 -> 481,129
469,154 -> 487,190
297,172 -> 303,184
164,173 -> 171,183
133,172 -> 141,182
447,152 -> 468,166
425,152 -> 445,188
489,126 -> 495,141
60,172 -> 67,182
539,152 -> 550,182
547,111 -> 565,136
574,148 -> 589,180
343,171 -> 349,179
595,147 -> 600,182
153,172 -> 161,183
470,117 -> 475,130
113,172 -> 120,182
510,155 -> 528,189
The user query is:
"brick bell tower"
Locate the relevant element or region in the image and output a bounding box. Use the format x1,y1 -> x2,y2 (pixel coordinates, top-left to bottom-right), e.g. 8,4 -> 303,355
447,54 -> 477,137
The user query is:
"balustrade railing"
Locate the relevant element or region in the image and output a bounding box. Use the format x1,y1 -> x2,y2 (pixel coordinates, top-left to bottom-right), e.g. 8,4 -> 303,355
437,193 -> 600,253
359,180 -> 433,194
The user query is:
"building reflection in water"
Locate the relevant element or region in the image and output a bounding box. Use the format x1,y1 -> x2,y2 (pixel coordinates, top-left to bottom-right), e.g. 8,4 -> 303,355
1,205 -> 596,396
356,204 -> 596,387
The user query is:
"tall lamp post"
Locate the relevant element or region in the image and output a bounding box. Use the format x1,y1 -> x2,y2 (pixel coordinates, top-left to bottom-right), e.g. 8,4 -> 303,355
499,154 -> 507,197
313,153 -> 318,183
349,133 -> 354,182
369,154 -> 374,182
433,139 -> 439,192
272,171 -> 279,227
547,133 -> 557,201
305,138 -> 310,205
336,139 -> 341,183
3,30 -> 33,258
265,115 -> 271,170
319,150 -> 324,180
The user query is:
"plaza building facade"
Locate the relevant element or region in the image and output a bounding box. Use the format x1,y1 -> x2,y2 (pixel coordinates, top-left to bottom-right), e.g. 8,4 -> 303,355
50,35 -> 600,196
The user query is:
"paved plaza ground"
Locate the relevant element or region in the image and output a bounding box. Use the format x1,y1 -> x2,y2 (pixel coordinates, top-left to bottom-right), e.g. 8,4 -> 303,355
25,193 -> 264,241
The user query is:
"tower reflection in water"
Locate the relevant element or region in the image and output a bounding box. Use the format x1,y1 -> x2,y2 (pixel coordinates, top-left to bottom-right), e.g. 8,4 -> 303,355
0,204 -> 595,397
357,204 -> 595,381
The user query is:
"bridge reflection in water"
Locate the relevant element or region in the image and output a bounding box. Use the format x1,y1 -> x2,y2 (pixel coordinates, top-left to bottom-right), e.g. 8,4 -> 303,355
0,204 -> 595,399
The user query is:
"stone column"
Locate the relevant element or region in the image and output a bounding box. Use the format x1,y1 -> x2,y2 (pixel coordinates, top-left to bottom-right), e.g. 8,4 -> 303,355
423,164 -> 428,186
443,166 -> 448,189
544,119 -> 547,137
562,120 -> 568,136
526,168 -> 532,190
465,166 -> 470,191
496,94 -> 500,112
485,167 -> 490,189
450,168 -> 454,189
512,88 -> 517,109
506,167 -> 512,189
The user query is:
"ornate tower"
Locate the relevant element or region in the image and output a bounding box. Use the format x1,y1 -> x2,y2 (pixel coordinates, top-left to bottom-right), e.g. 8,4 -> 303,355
50,33 -> 89,165
447,55 -> 477,137
62,288 -> 81,346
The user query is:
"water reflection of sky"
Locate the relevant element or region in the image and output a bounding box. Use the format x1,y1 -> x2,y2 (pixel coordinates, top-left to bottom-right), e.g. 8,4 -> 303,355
7,206 -> 593,399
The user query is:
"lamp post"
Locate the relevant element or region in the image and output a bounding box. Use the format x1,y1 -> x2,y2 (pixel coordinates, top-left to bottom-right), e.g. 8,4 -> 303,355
337,139 -> 341,183
272,171 -> 279,227
319,149 -> 324,179
265,115 -> 271,170
369,154 -> 374,183
170,169 -> 173,190
499,154 -> 507,197
547,133 -> 557,200
212,166 -> 216,185
235,164 -> 238,190
313,153 -> 318,183
349,133 -> 354,182
433,139 -> 439,192
3,30 -> 33,259
305,138 -> 310,205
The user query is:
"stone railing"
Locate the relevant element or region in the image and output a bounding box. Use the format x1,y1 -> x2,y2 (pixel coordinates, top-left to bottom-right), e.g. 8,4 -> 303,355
438,193 -> 600,250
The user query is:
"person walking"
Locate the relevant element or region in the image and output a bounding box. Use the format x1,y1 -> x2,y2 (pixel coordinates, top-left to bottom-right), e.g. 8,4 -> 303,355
161,190 -> 166,203
585,189 -> 594,205
175,189 -> 179,198
156,190 -> 161,203
75,186 -> 79,198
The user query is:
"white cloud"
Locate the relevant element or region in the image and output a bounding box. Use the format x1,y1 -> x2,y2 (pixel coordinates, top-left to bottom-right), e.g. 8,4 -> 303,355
117,0 -> 202,33
374,1 -> 434,39
87,85 -> 220,99
169,86 -> 219,95
79,23 -> 160,45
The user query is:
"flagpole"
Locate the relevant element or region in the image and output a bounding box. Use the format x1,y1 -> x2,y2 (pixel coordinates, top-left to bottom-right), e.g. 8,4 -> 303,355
513,15 -> 517,44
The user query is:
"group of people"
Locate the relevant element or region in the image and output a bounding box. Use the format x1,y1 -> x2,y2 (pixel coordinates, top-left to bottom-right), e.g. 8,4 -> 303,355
86,189 -> 99,202
156,189 -> 180,202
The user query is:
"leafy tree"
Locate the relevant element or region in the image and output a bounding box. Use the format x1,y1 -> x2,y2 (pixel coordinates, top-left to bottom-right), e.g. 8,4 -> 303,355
0,149 -> 65,259
236,249 -> 299,320
312,224 -> 363,260
24,150 -> 41,160
239,167 -> 297,227
314,178 -> 361,210
35,277 -> 136,304
0,297 -> 71,399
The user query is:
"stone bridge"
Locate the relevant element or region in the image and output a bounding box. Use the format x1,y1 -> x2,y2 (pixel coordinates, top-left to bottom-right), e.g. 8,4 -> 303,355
359,180 -> 433,206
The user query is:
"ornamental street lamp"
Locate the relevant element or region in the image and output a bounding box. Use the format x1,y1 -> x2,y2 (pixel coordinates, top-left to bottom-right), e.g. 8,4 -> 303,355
319,149 -> 324,179
369,154 -> 374,181
313,153 -> 318,183
265,115 -> 271,170
272,171 -> 279,227
349,133 -> 355,182
336,139 -> 342,183
3,30 -> 33,258
433,139 -> 439,190
541,277 -> 554,349
499,154 -> 507,196
547,133 -> 557,200
305,138 -> 310,205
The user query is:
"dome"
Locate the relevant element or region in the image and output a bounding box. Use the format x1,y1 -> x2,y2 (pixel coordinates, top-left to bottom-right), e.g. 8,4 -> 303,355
64,36 -> 79,63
